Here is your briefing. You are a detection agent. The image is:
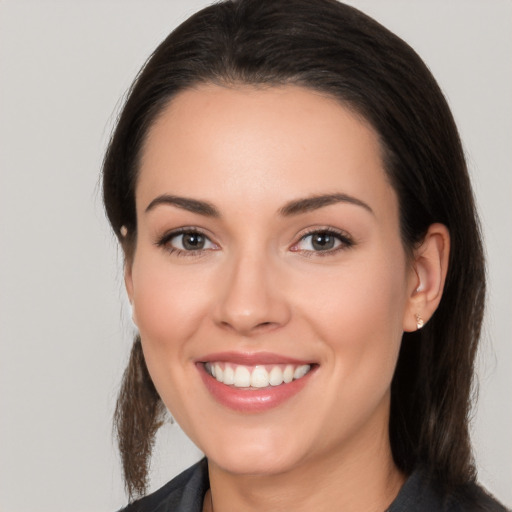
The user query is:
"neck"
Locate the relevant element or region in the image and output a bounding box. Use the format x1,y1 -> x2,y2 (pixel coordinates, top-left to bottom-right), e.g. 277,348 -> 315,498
205,417 -> 405,512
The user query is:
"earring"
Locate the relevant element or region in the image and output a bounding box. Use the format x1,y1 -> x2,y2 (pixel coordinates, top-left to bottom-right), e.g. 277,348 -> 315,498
120,225 -> 128,237
416,314 -> 424,330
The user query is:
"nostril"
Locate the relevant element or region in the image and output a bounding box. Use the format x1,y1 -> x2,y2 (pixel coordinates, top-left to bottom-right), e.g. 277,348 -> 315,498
253,321 -> 280,333
219,319 -> 279,335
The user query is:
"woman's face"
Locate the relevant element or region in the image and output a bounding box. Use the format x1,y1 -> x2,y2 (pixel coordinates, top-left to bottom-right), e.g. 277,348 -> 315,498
126,85 -> 418,475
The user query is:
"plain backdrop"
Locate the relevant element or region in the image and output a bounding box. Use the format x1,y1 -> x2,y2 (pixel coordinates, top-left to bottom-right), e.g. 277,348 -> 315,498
0,1 -> 510,510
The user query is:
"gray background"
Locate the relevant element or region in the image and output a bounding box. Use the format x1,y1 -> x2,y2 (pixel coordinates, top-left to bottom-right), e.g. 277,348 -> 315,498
0,1 -> 510,510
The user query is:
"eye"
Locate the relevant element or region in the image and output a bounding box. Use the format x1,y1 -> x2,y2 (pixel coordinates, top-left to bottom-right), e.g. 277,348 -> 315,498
172,232 -> 210,250
157,229 -> 218,255
291,229 -> 353,254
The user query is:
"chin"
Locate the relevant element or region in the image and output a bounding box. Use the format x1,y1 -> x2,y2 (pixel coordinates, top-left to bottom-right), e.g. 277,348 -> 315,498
200,425 -> 312,476
209,447 -> 301,476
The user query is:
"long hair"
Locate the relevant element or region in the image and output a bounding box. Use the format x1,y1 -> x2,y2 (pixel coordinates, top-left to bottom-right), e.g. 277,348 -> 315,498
103,0 -> 485,500
113,336 -> 166,497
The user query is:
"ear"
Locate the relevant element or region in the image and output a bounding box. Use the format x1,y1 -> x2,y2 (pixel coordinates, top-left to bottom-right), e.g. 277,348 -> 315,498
403,223 -> 450,332
124,261 -> 137,327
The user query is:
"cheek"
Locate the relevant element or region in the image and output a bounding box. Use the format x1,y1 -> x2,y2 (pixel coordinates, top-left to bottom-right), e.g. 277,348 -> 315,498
300,248 -> 408,376
130,254 -> 212,352
130,254 -> 214,427
298,253 -> 408,434
308,252 -> 406,315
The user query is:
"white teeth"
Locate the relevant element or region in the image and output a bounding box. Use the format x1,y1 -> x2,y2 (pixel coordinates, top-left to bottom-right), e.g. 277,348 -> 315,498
269,366 -> 284,386
214,363 -> 223,382
251,366 -> 269,388
294,365 -> 309,379
283,365 -> 294,383
234,366 -> 251,387
223,365 -> 235,385
205,362 -> 311,388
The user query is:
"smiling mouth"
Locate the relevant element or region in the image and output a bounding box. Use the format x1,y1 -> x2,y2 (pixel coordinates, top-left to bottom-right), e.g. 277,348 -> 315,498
204,362 -> 312,389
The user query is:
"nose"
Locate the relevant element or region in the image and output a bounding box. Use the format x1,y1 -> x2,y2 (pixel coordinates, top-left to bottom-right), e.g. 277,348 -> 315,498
213,252 -> 291,336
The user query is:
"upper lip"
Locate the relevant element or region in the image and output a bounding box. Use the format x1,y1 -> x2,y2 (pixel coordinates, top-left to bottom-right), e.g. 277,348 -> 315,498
197,351 -> 314,366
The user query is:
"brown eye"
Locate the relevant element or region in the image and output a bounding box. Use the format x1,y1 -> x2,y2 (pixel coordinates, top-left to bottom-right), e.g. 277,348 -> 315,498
293,229 -> 353,254
180,232 -> 206,250
310,232 -> 336,251
163,230 -> 216,253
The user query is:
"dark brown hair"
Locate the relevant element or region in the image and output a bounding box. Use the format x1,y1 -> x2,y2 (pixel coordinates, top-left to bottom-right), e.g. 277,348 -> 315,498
103,0 -> 485,500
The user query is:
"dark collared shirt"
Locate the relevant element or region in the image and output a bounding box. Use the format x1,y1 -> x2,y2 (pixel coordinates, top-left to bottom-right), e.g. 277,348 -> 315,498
119,459 -> 509,512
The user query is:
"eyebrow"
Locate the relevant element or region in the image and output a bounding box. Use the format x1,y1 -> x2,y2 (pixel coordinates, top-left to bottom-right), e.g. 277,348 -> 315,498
279,193 -> 374,216
145,194 -> 220,217
145,192 -> 373,218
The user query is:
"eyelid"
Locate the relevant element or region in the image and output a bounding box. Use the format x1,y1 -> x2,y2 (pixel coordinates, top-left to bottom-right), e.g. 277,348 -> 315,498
155,226 -> 219,256
290,227 -> 354,254
154,225 -> 353,257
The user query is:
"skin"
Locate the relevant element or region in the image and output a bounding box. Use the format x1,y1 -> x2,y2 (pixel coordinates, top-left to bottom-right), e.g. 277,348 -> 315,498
125,85 -> 449,512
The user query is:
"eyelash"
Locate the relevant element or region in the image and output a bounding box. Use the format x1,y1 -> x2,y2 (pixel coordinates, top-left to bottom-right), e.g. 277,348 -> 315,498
155,227 -> 217,257
291,227 -> 354,257
155,227 -> 354,258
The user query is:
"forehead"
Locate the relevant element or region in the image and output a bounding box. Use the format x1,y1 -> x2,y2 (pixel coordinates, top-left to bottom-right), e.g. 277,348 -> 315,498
137,84 -> 397,219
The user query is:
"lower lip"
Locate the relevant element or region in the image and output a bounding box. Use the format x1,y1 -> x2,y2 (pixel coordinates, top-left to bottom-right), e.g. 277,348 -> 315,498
197,363 -> 315,413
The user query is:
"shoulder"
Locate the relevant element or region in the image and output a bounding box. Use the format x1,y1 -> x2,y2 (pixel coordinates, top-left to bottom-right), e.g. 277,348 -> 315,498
389,468 -> 510,512
448,484 -> 511,512
117,458 -> 209,512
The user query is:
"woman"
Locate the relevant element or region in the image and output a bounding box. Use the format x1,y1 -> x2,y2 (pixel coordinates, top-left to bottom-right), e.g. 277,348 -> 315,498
102,0 -> 508,510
